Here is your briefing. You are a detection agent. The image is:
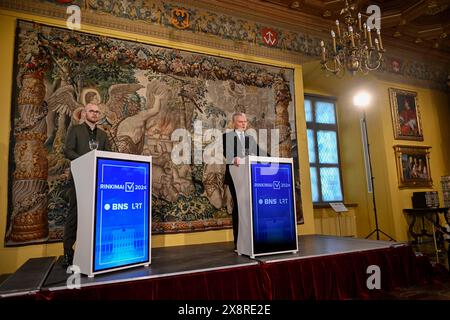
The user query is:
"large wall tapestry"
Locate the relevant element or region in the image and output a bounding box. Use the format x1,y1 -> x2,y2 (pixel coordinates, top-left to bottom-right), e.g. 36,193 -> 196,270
5,20 -> 302,246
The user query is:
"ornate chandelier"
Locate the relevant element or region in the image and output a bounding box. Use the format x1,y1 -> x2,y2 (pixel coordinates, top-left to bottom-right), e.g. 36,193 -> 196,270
320,1 -> 385,77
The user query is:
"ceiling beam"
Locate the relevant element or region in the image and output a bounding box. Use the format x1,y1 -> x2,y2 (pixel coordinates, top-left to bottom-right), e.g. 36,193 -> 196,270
400,0 -> 428,24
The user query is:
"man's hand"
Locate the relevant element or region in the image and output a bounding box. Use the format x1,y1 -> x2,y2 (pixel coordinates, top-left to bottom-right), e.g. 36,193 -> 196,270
233,157 -> 240,166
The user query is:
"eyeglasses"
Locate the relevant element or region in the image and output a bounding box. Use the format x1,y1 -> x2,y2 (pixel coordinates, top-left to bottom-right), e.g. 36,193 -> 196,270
87,110 -> 100,114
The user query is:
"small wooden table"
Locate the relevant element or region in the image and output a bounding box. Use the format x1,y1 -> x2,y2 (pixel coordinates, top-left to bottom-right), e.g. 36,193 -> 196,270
403,207 -> 450,265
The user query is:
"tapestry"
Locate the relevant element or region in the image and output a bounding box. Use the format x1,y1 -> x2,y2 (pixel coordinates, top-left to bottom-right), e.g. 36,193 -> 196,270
5,20 -> 302,246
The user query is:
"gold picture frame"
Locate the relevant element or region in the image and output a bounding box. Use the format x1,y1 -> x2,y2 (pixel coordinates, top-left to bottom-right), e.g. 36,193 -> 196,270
394,145 -> 432,188
389,88 -> 423,141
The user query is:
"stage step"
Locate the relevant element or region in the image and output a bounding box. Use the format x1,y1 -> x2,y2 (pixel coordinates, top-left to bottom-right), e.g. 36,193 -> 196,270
0,257 -> 56,298
0,274 -> 12,286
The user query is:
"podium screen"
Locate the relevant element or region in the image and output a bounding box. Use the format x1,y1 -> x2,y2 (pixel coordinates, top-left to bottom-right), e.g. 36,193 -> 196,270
250,161 -> 297,254
93,157 -> 150,272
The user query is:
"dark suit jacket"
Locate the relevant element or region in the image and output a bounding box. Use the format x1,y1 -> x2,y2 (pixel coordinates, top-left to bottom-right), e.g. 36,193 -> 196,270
222,130 -> 268,184
64,123 -> 111,161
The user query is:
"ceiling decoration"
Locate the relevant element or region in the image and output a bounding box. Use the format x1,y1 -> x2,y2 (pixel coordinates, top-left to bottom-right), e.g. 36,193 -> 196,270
255,0 -> 450,57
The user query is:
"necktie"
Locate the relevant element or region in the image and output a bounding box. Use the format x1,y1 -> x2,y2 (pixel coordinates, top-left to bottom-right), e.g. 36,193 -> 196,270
239,132 -> 244,145
237,131 -> 245,157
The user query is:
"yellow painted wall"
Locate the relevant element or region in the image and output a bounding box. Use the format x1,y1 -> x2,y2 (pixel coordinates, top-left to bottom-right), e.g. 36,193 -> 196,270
303,61 -> 450,242
378,81 -> 450,241
0,11 -> 314,274
314,207 -> 357,237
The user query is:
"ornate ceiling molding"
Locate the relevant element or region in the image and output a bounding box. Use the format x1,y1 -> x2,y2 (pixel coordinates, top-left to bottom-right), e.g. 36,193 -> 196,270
0,0 -> 448,90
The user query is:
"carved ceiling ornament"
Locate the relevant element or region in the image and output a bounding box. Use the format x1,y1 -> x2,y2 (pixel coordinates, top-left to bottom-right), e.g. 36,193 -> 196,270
171,7 -> 190,29
425,0 -> 448,15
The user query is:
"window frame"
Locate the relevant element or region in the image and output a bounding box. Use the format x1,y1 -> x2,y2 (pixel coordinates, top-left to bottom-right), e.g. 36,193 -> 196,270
304,94 -> 344,204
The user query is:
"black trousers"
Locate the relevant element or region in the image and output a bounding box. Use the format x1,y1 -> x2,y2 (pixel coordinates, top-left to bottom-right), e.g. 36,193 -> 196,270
227,181 -> 239,248
63,180 -> 77,256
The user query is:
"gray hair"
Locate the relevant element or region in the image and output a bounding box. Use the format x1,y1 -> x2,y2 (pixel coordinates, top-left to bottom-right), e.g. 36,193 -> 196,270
232,112 -> 246,122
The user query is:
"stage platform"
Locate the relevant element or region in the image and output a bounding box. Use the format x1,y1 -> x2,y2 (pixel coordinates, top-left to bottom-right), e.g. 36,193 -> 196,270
0,235 -> 432,300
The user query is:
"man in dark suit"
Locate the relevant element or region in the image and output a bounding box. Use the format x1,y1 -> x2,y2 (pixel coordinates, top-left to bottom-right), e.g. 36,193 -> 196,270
222,112 -> 268,250
63,103 -> 111,267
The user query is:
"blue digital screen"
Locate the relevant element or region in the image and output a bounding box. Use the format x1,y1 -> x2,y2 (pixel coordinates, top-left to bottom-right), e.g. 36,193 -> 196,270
251,162 -> 297,254
94,157 -> 150,272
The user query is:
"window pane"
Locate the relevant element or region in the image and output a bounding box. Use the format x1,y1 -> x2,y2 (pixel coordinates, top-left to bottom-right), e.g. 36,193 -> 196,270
307,129 -> 316,163
315,101 -> 336,124
310,167 -> 319,202
317,130 -> 338,164
304,99 -> 313,122
320,167 -> 343,201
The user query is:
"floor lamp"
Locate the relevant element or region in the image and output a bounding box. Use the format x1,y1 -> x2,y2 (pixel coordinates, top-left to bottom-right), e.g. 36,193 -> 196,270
354,92 -> 395,241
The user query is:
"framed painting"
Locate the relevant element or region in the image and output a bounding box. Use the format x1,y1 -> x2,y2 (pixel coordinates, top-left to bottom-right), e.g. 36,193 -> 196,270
389,88 -> 423,141
394,145 -> 432,188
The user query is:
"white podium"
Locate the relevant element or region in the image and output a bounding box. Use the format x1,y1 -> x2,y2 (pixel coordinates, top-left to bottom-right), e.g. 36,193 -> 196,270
230,156 -> 298,258
71,150 -> 152,277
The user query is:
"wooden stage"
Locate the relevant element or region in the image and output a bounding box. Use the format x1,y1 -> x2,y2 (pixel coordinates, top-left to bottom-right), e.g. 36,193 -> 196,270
0,235 -> 430,300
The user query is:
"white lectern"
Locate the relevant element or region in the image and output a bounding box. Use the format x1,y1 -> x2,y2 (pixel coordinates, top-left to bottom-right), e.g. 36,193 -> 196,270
230,156 -> 298,258
71,150 -> 152,277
